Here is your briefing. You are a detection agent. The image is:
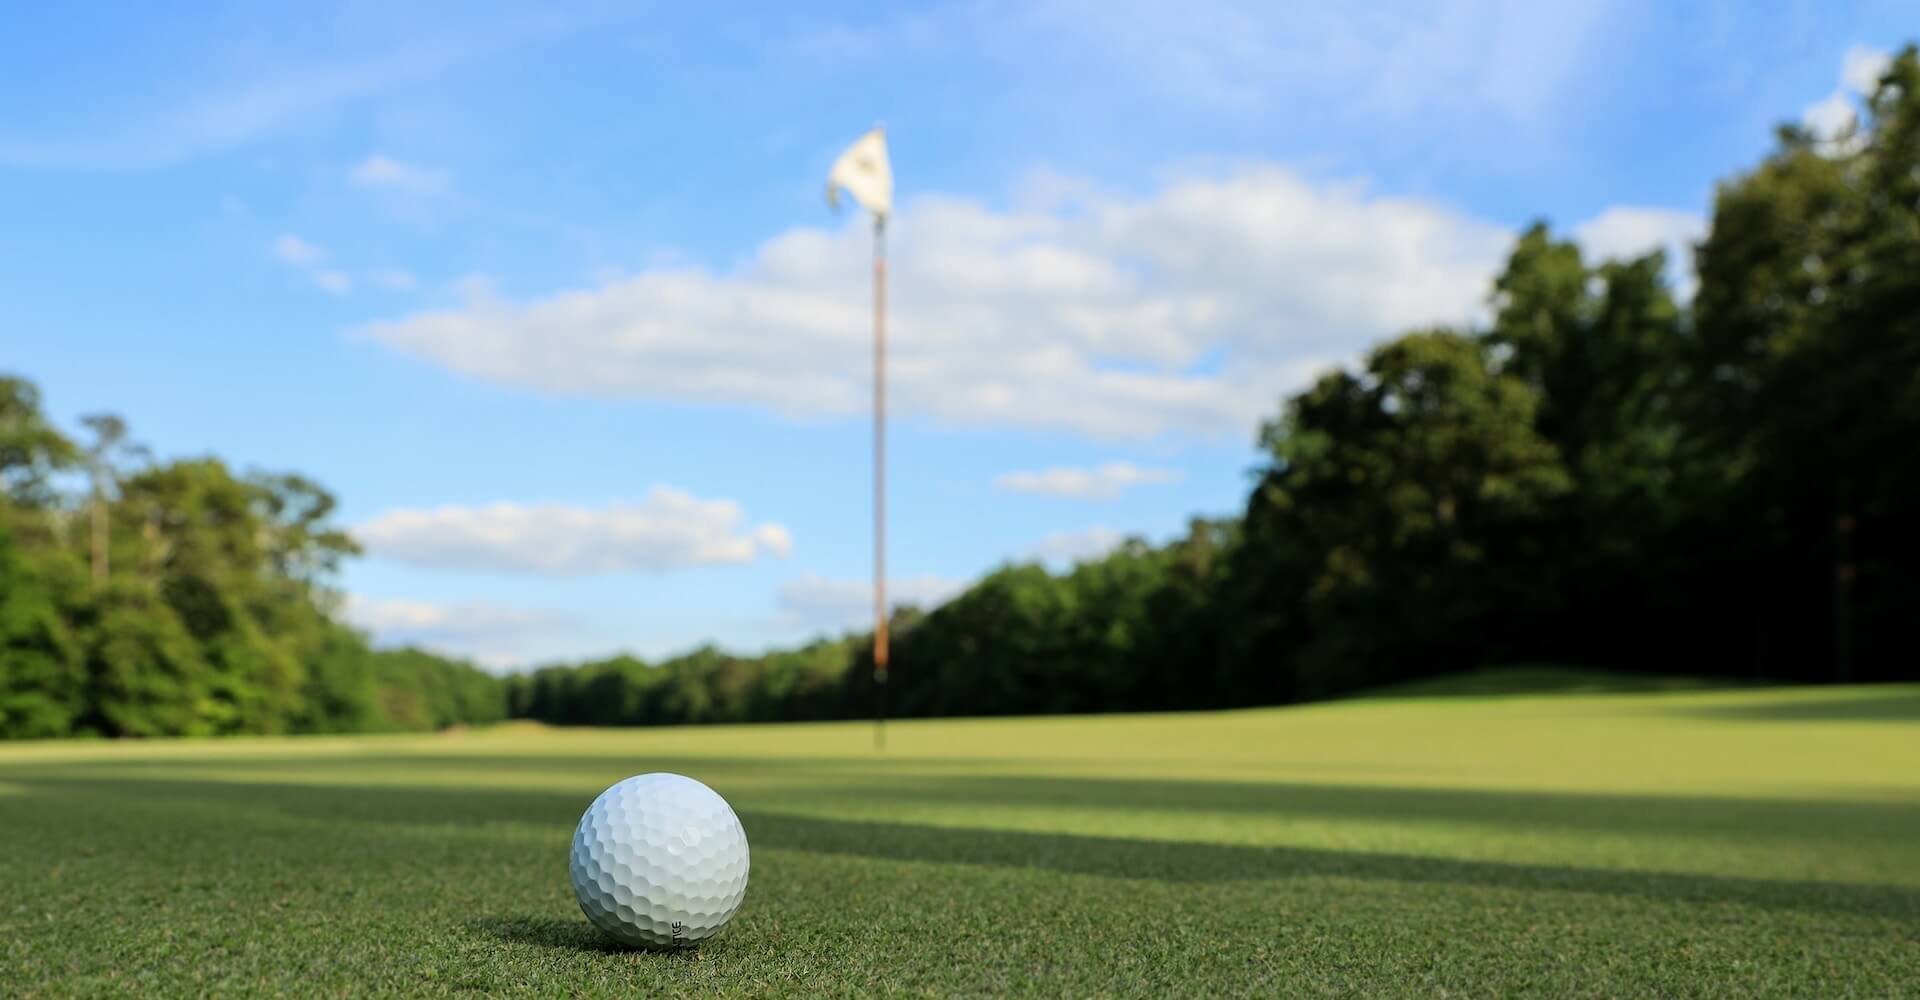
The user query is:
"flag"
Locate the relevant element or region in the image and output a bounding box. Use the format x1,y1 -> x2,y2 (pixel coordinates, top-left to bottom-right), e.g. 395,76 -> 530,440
826,127 -> 892,220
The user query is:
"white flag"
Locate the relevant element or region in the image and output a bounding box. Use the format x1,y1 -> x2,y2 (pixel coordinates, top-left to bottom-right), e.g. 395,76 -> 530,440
826,127 -> 892,220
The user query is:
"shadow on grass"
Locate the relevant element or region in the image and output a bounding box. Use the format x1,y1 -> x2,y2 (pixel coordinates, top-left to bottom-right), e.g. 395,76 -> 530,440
26,753 -> 1920,846
742,811 -> 1920,920
11,774 -> 1919,923
17,757 -> 1920,854
467,915 -> 707,959
776,774 -> 1920,846
1680,691 -> 1920,722
470,915 -> 632,955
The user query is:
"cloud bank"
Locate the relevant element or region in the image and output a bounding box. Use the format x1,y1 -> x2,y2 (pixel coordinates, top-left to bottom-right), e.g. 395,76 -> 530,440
354,487 -> 793,574
356,166 -> 1522,439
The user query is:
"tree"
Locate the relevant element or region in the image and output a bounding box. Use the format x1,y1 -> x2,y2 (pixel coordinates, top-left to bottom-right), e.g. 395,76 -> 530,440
1690,46 -> 1920,681
77,413 -> 146,584
0,523 -> 84,738
0,376 -> 78,508
78,580 -> 215,737
1233,330 -> 1571,697
1482,226 -> 1694,668
1137,518 -> 1237,709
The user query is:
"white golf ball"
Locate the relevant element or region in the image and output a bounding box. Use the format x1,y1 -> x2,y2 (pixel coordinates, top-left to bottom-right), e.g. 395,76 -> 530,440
568,772 -> 751,948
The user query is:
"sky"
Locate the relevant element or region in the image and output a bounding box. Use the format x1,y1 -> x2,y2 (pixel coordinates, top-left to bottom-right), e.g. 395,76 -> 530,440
2,0 -> 1910,670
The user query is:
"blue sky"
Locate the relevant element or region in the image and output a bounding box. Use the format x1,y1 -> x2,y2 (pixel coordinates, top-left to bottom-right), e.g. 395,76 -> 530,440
2,0 -> 1909,669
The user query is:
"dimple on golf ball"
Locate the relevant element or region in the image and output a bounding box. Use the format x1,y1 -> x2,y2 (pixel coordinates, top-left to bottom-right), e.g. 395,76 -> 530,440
569,772 -> 750,948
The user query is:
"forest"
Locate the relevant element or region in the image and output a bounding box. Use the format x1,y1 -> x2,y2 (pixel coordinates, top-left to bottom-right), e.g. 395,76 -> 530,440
4,49 -> 1916,738
0,404 -> 503,737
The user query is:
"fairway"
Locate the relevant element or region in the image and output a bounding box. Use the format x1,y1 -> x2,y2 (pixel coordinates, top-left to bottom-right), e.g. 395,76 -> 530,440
5,684 -> 1918,997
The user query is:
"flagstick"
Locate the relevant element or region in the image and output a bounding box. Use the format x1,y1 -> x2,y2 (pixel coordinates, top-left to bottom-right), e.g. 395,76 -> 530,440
873,214 -> 889,752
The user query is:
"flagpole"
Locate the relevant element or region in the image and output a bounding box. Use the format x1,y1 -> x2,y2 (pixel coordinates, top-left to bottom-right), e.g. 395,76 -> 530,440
825,124 -> 893,753
875,212 -> 894,748
872,213 -> 889,751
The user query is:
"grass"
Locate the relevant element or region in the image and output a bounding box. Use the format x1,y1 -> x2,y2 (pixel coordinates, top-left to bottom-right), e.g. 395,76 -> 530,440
1350,664 -> 1747,700
4,680 -> 1919,997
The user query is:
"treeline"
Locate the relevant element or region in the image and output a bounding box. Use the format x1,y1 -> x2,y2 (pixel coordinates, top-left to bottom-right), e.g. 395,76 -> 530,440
0,390 -> 503,738
511,48 -> 1920,725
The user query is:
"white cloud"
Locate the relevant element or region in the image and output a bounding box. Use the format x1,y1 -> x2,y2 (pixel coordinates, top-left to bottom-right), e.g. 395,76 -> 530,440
356,165 -> 1519,439
275,235 -> 353,295
1802,93 -> 1860,145
994,462 -> 1181,499
343,595 -> 562,672
371,269 -> 419,291
274,234 -> 326,265
1021,526 -> 1129,565
351,154 -> 448,195
1573,206 -> 1707,300
1802,43 -> 1891,154
344,595 -> 558,634
1841,44 -> 1893,96
1573,207 -> 1705,263
776,573 -> 970,629
354,487 -> 793,574
313,270 -> 353,295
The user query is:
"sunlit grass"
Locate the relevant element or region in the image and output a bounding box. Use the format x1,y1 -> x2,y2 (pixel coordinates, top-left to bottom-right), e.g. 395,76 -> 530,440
4,680 -> 1917,996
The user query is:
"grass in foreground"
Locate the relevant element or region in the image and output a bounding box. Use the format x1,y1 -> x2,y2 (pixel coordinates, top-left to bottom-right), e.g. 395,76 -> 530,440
3,680 -> 1918,997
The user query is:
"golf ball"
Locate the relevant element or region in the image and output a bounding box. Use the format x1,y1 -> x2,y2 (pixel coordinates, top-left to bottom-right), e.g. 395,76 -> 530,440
569,772 -> 751,948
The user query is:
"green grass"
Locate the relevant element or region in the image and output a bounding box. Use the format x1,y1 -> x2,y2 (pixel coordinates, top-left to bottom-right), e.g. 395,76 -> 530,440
1350,664 -> 1747,700
4,681 -> 1919,997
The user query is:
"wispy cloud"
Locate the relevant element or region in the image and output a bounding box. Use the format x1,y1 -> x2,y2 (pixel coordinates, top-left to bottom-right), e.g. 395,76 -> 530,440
1,58 -> 439,170
343,595 -> 566,672
0,14 -> 601,169
274,235 -> 353,295
274,234 -> 326,266
775,573 -> 970,629
997,0 -> 1613,130
351,154 -> 448,196
994,462 -> 1181,499
313,270 -> 354,295
1021,526 -> 1129,565
354,488 -> 793,575
345,595 -> 560,633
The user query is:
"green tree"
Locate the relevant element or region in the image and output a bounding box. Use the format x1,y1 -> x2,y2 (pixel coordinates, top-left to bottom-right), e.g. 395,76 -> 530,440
79,580 -> 216,737
77,413 -> 146,584
0,523 -> 84,738
293,623 -> 381,733
1233,330 -> 1571,697
889,563 -> 1076,717
1691,46 -> 1920,681
1137,518 -> 1237,710
123,462 -> 281,730
1482,225 -> 1695,667
0,377 -> 78,507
